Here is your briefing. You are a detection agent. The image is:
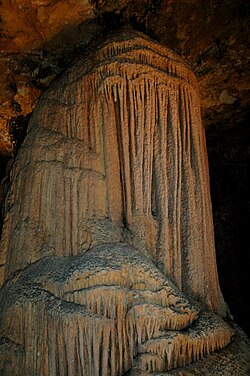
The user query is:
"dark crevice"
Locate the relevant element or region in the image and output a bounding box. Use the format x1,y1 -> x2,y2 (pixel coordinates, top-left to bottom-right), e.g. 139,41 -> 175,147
8,114 -> 31,157
207,118 -> 250,337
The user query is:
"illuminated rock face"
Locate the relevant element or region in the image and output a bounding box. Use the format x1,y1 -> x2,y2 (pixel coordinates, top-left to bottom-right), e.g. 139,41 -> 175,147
0,244 -> 233,375
0,31 -> 233,375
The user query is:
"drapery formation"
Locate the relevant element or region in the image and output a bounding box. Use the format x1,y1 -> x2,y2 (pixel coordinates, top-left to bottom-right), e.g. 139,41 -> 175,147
0,243 -> 233,375
0,31 -> 225,315
0,30 -> 238,376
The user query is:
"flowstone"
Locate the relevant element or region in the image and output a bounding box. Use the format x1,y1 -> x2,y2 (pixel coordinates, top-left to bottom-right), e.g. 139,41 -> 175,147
0,244 -> 233,375
0,30 -> 249,375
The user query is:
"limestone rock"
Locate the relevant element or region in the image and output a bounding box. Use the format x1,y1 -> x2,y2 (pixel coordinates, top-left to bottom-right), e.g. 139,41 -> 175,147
0,30 -> 246,375
0,31 -> 226,315
0,243 -> 233,376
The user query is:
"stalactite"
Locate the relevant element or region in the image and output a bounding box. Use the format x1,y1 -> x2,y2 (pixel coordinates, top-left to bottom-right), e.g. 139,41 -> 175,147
0,30 -> 236,375
0,243 -> 233,375
135,311 -> 233,372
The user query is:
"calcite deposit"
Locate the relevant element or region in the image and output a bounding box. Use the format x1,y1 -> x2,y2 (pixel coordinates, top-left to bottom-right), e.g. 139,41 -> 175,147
0,30 -> 248,375
0,244 -> 233,375
0,31 -> 225,313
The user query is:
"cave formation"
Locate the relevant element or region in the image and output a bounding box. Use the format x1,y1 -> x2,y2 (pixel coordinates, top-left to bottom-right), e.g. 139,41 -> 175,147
0,7 -> 249,337
0,29 -> 249,375
0,1 -> 250,375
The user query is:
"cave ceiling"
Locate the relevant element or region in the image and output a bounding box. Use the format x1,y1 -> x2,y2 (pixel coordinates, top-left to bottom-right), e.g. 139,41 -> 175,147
0,0 -> 249,161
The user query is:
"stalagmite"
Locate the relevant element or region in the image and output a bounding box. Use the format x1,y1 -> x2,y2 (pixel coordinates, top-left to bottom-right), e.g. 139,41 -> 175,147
0,30 -> 241,375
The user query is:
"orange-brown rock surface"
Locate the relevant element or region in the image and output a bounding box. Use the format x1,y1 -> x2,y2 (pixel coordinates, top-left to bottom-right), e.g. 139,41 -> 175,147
1,30 -> 248,375
0,0 -> 249,161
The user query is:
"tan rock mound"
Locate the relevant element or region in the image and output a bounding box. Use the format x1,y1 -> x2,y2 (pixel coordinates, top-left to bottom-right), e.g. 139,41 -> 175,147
0,243 -> 233,376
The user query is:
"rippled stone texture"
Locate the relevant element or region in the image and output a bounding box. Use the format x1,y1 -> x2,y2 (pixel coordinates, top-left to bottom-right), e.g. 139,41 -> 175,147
0,244 -> 233,375
0,31 -> 241,375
